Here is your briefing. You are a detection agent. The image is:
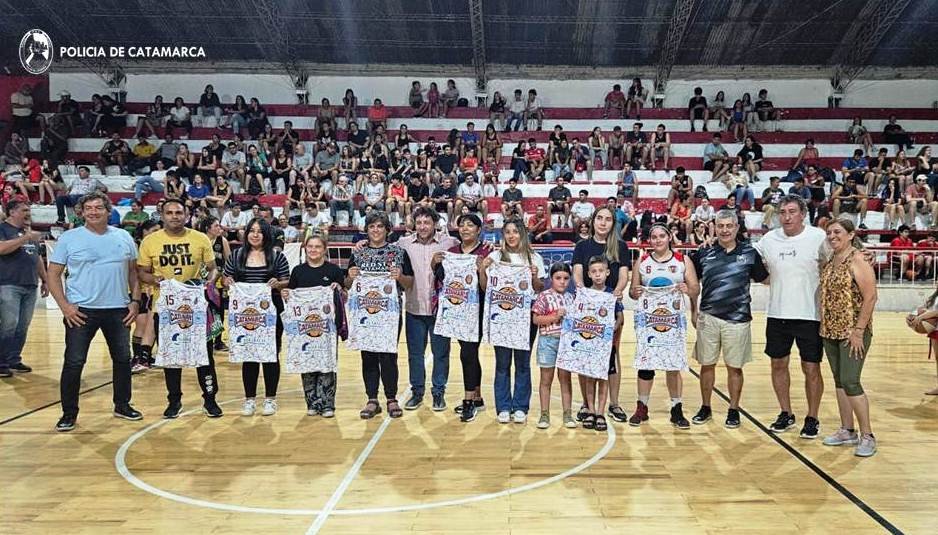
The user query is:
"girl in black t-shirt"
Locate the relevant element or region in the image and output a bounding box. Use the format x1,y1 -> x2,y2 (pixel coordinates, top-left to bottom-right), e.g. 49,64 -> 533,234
283,234 -> 346,417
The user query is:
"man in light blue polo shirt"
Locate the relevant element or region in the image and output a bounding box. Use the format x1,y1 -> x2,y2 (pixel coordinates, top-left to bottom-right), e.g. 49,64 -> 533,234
47,192 -> 143,432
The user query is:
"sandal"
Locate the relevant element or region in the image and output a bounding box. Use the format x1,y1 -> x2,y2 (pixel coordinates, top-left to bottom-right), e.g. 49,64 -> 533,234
607,405 -> 628,423
582,414 -> 596,430
595,415 -> 608,432
387,399 -> 403,418
359,399 -> 382,420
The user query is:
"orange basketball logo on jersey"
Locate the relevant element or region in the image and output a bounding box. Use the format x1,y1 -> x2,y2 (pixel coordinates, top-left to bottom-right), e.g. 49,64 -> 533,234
573,316 -> 605,340
360,291 -> 390,314
298,313 -> 329,337
443,281 -> 470,305
491,286 -> 524,310
234,307 -> 268,331
169,304 -> 194,329
649,307 -> 679,332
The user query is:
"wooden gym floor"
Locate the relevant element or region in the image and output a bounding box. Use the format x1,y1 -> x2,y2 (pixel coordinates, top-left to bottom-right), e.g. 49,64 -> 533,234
0,309 -> 934,534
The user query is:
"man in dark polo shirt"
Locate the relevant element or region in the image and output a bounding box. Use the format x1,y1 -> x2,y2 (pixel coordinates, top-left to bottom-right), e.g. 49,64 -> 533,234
690,209 -> 768,428
0,199 -> 48,377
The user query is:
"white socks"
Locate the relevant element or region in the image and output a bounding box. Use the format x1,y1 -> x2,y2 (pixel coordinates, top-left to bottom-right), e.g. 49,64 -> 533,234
670,397 -> 682,408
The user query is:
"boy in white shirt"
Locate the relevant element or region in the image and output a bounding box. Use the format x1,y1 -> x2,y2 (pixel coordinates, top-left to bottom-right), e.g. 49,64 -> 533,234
570,189 -> 596,228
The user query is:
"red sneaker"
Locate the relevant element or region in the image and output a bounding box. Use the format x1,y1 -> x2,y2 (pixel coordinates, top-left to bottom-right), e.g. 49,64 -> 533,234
628,401 -> 649,427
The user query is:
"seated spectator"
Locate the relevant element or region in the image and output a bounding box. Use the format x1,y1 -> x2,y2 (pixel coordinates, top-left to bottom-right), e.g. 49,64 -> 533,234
432,144 -> 458,179
455,173 -> 486,219
841,148 -> 873,190
884,115 -> 914,151
509,140 -> 528,182
617,162 -> 639,204
227,95 -> 249,136
0,132 -> 29,168
275,121 -> 301,156
524,89 -> 544,131
221,142 -> 247,192
291,143 -> 314,183
408,81 -> 429,117
342,88 -> 358,128
725,163 -> 754,209
667,166 -> 693,207
313,143 -> 340,190
608,126 -> 625,169
571,189 -> 596,228
5,157 -> 39,200
703,133 -> 730,182
736,134 -> 764,183
570,139 -> 590,177
461,122 -> 480,158
804,164 -> 826,222
760,176 -> 785,228
602,84 -> 626,119
891,225 -> 916,280
39,114 -> 69,167
489,90 -> 507,130
37,160 -> 65,205
547,176 -> 573,228
426,82 -> 441,118
280,215 -> 301,243
10,83 -> 41,135
150,133 -> 178,169
247,98 -> 269,139
691,197 -> 716,236
166,97 -> 193,139
97,131 -> 130,175
329,174 -> 355,225
346,121 -> 369,156
197,84 -> 222,124
752,89 -> 780,131
915,233 -> 937,279
524,138 -> 547,181
128,134 -> 157,173
741,92 -> 755,127
688,86 -> 709,132
906,174 -> 937,229
575,221 -> 592,242
54,166 -> 106,225
267,147 -> 292,195
500,177 -> 523,220
915,146 -> 932,177
480,124 -> 503,164
194,146 -> 218,184
728,99 -> 747,142
709,91 -> 729,129
529,204 -> 552,244
647,124 -> 671,171
385,174 -> 408,222
624,122 -> 647,169
186,173 -> 211,209
831,175 -> 869,229
626,78 -> 646,120
891,149 -> 915,191
367,98 -> 389,133
207,174 -> 232,209
98,95 -> 127,135
669,193 -> 693,234
441,79 -> 460,117
51,90 -> 82,136
586,127 -> 608,182
551,139 -> 573,179
302,203 -> 330,238
847,116 -> 873,155
221,202 -> 250,242
789,138 -> 820,180
394,124 -> 416,151
405,172 -> 430,223
881,176 -> 904,230
506,89 -> 526,132
868,147 -> 890,193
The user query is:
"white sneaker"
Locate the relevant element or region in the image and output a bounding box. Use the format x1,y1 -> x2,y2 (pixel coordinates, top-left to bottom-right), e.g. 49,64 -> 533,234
512,410 -> 527,424
242,398 -> 256,416
321,409 -> 335,418
306,408 -> 319,416
262,398 -> 278,416
497,411 -> 511,424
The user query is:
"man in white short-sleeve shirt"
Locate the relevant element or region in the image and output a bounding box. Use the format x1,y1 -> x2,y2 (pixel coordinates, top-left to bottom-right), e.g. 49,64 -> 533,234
754,194 -> 827,439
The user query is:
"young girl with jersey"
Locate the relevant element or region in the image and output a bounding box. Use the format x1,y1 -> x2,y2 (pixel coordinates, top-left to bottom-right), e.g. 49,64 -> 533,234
532,262 -> 575,429
282,234 -> 346,417
223,217 -> 290,417
481,218 -> 546,425
628,223 -> 699,429
432,213 -> 492,423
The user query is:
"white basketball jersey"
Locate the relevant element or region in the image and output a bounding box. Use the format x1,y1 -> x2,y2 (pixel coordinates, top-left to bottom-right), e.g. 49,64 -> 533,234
557,288 -> 617,379
637,251 -> 686,286
434,253 -> 481,342
482,263 -> 534,350
156,279 -> 209,368
282,287 -> 338,374
227,282 -> 278,363
634,286 -> 688,371
347,273 -> 400,354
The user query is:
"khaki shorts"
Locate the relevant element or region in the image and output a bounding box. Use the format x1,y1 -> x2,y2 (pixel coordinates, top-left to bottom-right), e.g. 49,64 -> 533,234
694,313 -> 752,368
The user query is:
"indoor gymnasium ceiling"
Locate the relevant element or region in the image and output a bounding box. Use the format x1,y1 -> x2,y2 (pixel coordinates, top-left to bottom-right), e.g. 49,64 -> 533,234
0,0 -> 936,74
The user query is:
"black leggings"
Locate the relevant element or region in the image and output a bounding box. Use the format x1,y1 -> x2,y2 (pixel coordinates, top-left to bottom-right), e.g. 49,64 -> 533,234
459,340 -> 482,391
361,351 -> 398,400
240,317 -> 283,398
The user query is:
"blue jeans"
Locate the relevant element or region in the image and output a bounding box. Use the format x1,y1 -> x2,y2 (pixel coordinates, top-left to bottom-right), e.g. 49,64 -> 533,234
506,112 -> 524,132
0,285 -> 37,368
55,193 -> 83,222
552,163 -> 571,177
60,307 -> 132,417
494,346 -> 531,414
405,313 -> 451,397
735,185 -> 755,208
512,158 -> 528,180
231,113 -> 247,135
134,175 -> 165,200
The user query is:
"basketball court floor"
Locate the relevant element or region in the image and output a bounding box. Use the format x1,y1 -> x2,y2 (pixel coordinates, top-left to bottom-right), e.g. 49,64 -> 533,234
1,309 -> 933,534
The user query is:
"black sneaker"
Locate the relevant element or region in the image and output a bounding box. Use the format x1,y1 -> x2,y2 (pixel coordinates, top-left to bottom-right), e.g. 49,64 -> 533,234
670,403 -> 690,429
858,223 -> 868,230
214,340 -> 229,352
769,411 -> 796,433
460,399 -> 476,422
114,404 -> 144,421
799,416 -> 820,439
432,393 -> 446,412
691,405 -> 712,425
163,402 -> 183,419
725,408 -> 741,429
0,368 -> 11,378
404,394 -> 423,411
203,398 -> 224,418
454,398 -> 485,414
576,404 -> 590,422
55,414 -> 77,432
10,363 -> 31,373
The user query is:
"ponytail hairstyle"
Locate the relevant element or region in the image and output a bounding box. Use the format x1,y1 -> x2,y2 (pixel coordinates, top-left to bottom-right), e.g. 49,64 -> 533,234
590,206 -> 620,263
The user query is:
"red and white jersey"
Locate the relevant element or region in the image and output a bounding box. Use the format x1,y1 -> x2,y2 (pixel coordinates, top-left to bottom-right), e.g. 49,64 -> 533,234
637,251 -> 686,287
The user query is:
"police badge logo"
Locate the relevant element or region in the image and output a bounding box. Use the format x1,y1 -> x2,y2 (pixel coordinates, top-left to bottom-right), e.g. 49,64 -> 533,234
20,29 -> 53,75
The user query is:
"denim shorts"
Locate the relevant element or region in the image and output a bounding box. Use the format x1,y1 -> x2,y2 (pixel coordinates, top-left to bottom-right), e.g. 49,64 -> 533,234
536,335 -> 560,367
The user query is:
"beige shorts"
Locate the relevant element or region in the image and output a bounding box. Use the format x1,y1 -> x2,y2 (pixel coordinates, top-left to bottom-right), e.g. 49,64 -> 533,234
694,313 -> 752,368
